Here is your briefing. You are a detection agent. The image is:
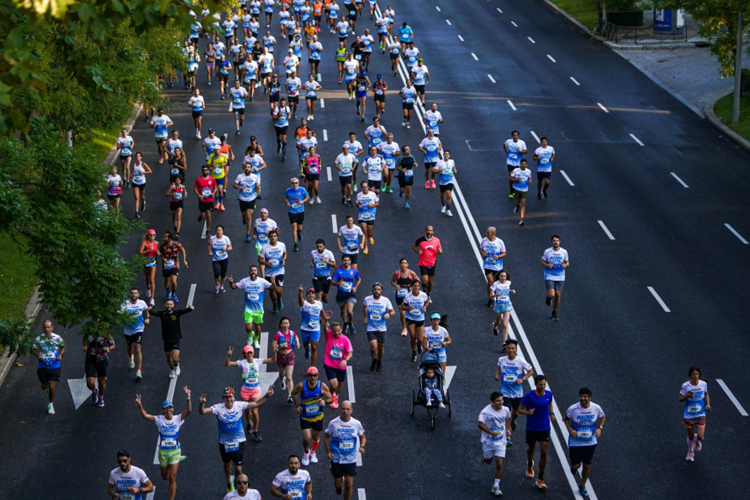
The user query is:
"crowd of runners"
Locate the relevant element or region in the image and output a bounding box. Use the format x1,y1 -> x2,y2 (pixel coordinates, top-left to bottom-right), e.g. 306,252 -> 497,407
27,1 -> 714,499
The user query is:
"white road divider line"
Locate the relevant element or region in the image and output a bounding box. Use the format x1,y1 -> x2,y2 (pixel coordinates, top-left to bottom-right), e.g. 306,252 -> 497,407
716,379 -> 749,416
570,76 -> 580,86
530,130 -> 540,144
259,332 -> 279,390
597,102 -> 609,113
458,35 -> 464,42
356,437 -> 363,466
327,166 -> 332,181
146,488 -> 156,500
471,52 -> 478,60
629,133 -> 645,146
439,366 -> 457,408
323,129 -> 328,141
528,36 -> 536,43
725,223 -> 749,244
201,220 -> 208,239
597,220 -> 615,240
358,489 -> 367,500
547,54 -> 557,62
346,365 -> 356,403
331,214 -> 337,233
647,286 -> 671,312
511,20 -> 518,27
560,170 -> 575,186
507,100 -> 516,111
320,98 -> 325,108
487,74 -> 496,83
446,19 -> 451,25
670,172 -> 689,188
497,7 -> 503,13
435,6 -> 441,11
187,283 -> 196,307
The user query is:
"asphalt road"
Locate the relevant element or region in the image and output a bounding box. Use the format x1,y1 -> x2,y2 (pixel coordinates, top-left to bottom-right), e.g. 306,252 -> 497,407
1,1 -> 748,499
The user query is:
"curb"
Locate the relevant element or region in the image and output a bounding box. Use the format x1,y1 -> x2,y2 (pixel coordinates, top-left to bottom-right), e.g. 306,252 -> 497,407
0,101 -> 145,390
704,91 -> 750,154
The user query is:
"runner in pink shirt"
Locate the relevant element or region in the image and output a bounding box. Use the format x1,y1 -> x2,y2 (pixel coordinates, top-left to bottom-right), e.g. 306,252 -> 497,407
412,225 -> 443,296
323,322 -> 353,409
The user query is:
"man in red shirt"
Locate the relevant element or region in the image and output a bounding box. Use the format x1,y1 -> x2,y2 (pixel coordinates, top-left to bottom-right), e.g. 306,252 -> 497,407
412,225 -> 442,296
194,165 -> 218,234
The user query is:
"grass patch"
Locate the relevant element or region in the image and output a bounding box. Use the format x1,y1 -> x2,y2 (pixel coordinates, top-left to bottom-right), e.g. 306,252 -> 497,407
0,234 -> 37,319
550,0 -> 599,30
89,122 -> 127,162
714,93 -> 750,142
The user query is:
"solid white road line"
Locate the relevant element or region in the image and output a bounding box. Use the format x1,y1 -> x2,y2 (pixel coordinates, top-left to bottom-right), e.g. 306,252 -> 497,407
598,220 -> 616,240
547,54 -> 557,62
146,488 -> 156,500
560,170 -> 575,186
647,286 -> 671,312
511,21 -> 518,27
570,76 -> 581,86
724,223 -> 749,244
187,283 -> 196,307
446,19 -> 451,25
346,365 -> 356,403
528,36 -> 536,44
327,166 -> 332,181
457,35 -> 464,42
497,7 -> 503,13
323,129 -> 328,141
356,437 -> 363,465
471,52 -> 478,60
320,98 -> 325,108
201,220 -> 208,239
358,488 -> 367,500
716,379 -> 749,416
630,133 -> 645,146
530,130 -> 540,144
259,332 -> 279,389
597,102 -> 609,113
507,100 -> 517,111
487,74 -> 496,83
670,172 -> 689,188
331,213 -> 337,233
435,6 -> 441,11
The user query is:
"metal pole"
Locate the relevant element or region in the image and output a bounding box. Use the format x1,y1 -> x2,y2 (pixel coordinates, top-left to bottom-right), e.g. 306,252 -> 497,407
733,9 -> 743,124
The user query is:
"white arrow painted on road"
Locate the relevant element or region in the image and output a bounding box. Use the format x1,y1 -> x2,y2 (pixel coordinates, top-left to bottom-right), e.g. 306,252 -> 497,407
68,375 -> 95,409
258,332 -> 279,390
439,366 -> 456,408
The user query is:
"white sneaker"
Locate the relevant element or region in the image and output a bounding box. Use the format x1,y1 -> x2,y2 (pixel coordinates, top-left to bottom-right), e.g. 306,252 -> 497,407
446,210 -> 453,217
441,205 -> 446,213
316,196 -> 321,203
492,485 -> 502,496
309,198 -> 315,205
695,439 -> 702,451
174,365 -> 181,376
685,451 -> 694,461
353,184 -> 358,192
301,452 -> 310,466
47,403 -> 55,415
310,451 -> 318,464
169,369 -> 175,379
128,355 -> 135,369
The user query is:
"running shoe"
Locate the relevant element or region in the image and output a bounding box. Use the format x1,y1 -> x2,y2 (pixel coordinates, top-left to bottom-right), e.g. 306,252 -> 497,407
493,324 -> 499,336
309,198 -> 315,205
417,343 -> 423,354
441,205 -> 446,214
546,296 -> 552,306
136,370 -> 143,380
370,359 -> 377,372
331,394 -> 339,409
404,202 -> 410,209
316,196 -> 321,203
579,486 -> 589,497
362,247 -> 368,255
411,351 -> 417,362
552,311 -> 559,321
252,431 -> 262,442
214,201 -> 220,210
376,359 -> 382,371
401,328 -> 407,337
430,179 -> 436,188
149,298 -> 155,306
310,451 -> 318,464
246,235 -> 252,243
227,476 -> 235,493
221,287 -> 226,293
425,180 -> 430,189
287,395 -> 294,403
91,387 -> 98,404
526,461 -> 535,478
535,479 -> 547,490
349,323 -> 356,334
506,437 -> 513,447
278,298 -> 284,311
174,365 -> 181,376
294,243 -> 299,252
511,420 -> 517,431
685,451 -> 694,462
215,285 -> 221,294
305,346 -> 310,359
407,123 -> 411,129
301,452 -> 310,466
168,369 -> 176,379
280,377 -> 287,390
128,355 -> 135,369
543,191 -> 548,198
508,193 -> 514,199
518,220 -> 525,226
491,486 -> 502,497
386,186 -> 393,194
220,203 -> 226,212
97,398 -> 105,408
47,403 -> 55,415
173,295 -> 179,303
513,205 -> 519,214
369,237 -> 374,245
695,439 -> 702,452
446,210 -> 453,217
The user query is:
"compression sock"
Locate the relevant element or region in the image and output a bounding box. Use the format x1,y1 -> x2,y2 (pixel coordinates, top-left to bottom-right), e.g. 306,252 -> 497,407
312,439 -> 319,452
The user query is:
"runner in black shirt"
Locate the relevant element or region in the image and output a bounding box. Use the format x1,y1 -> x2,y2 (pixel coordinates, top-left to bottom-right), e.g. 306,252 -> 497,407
151,299 -> 195,378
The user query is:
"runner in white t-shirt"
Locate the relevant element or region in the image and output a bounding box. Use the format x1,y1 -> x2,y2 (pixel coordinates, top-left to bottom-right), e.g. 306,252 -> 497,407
223,473 -> 261,500
270,455 -> 313,500
477,392 -> 512,497
225,344 -> 275,442
564,387 -> 606,497
324,401 -> 366,500
108,451 -> 154,500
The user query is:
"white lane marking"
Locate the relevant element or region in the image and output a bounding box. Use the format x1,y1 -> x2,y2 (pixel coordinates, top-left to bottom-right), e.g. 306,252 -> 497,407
201,220 -> 208,239
670,172 -> 689,188
717,379 -> 749,416
471,52 -> 478,61
507,100 -> 516,111
630,133 -> 645,146
331,214 -> 337,233
146,487 -> 156,500
346,365 -> 356,403
725,223 -> 749,244
68,375 -> 94,409
597,102 -> 609,113
187,283 -> 196,307
511,21 -> 518,27
327,166 -> 332,181
497,7 -> 503,13
487,74 -> 496,84
320,98 -> 325,108
358,489 -> 366,500
458,35 -> 464,42
435,6 -> 441,11
547,54 -> 557,63
439,365 -> 457,408
356,436 -> 363,466
560,170 -> 575,186
570,76 -> 580,86
259,332 -> 279,390
154,348 -> 182,464
446,19 -> 451,25
647,286 -> 671,312
323,129 -> 328,141
530,130 -> 540,144
528,36 -> 536,44
598,220 -> 616,240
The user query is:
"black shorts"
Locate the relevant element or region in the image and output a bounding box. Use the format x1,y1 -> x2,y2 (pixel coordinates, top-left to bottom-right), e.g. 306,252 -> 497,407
313,276 -> 331,294
233,107 -> 245,116
484,268 -> 500,277
37,367 -> 61,383
308,58 -> 318,66
219,73 -> 229,83
366,330 -> 386,344
199,201 -> 214,213
124,332 -> 143,345
170,201 -> 184,211
342,252 -> 358,265
132,183 -> 146,191
162,268 -> 179,278
419,265 -> 436,277
275,125 -> 289,136
398,175 -> 414,187
537,171 -> 551,180
212,258 -> 229,278
414,84 -> 425,94
85,359 -> 108,378
306,95 -> 317,101
269,94 -> 281,103
219,442 -> 245,465
339,36 -> 348,43
155,137 -> 167,144
331,461 -> 357,478
402,102 -> 414,110
163,339 -> 181,352
525,429 -> 551,445
390,53 -> 399,60
367,179 -> 382,190
288,96 -> 299,104
569,445 -> 597,465
300,418 -> 324,431
358,219 -> 374,226
439,183 -> 454,193
339,176 -> 353,186
192,110 -> 203,119
406,319 -> 424,328
288,212 -> 305,225
266,274 -> 285,287
239,199 -> 257,212
108,194 -> 121,200
506,164 -> 516,173
325,364 -> 347,382
425,162 -> 437,171
305,172 -> 320,182
504,397 -> 521,411
348,13 -> 357,21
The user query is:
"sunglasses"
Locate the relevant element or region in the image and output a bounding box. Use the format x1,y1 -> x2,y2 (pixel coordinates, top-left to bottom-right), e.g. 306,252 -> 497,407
236,481 -> 249,485
118,459 -> 129,464
308,374 -> 318,377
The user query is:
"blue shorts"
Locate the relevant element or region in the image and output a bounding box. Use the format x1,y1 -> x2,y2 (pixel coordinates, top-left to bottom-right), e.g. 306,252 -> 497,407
300,329 -> 321,343
345,75 -> 356,83
493,302 -> 512,314
355,91 -> 367,98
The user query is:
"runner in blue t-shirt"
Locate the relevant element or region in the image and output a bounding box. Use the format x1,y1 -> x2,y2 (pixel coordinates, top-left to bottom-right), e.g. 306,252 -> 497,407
284,177 -> 310,252
518,375 -> 555,490
331,256 -> 361,336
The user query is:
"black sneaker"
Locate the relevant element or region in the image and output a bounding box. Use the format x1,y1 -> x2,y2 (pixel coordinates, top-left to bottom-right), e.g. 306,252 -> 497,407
349,323 -> 356,334
513,205 -> 519,214
538,192 -> 542,199
411,351 -> 417,362
298,230 -> 303,242
552,311 -> 559,321
543,191 -> 548,199
487,298 -> 493,307
252,431 -> 262,442
493,324 -> 499,336
417,343 -> 423,355
376,359 -> 382,371
342,196 -> 346,204
242,217 -> 248,225
545,296 -> 552,306
370,359 -> 377,372
511,420 -> 517,431
198,214 -> 203,223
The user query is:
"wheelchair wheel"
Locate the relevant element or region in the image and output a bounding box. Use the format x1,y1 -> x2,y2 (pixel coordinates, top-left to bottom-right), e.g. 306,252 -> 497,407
410,390 -> 415,417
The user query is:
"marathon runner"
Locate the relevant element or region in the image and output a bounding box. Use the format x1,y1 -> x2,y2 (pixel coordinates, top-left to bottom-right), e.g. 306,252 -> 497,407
225,345 -> 276,440
139,229 -> 159,306
284,177 -> 310,252
203,128 -> 221,160
302,145 -> 322,204
401,279 -> 430,362
533,137 -> 555,199
399,79 -> 417,129
130,152 -> 152,220
106,166 -> 123,212
390,258 -> 419,336
354,71 -> 370,121
297,285 -> 329,366
204,43 -> 217,88
433,150 -> 457,217
324,401 -> 366,500
323,321 -> 353,409
364,116 -> 386,151
271,455 -> 312,499
116,128 -> 135,187
371,73 -> 387,118
230,80 -> 249,135
135,386 -> 192,500
411,58 -> 429,102
309,35 -> 323,81
337,216 -> 364,269
396,145 -> 417,209
228,265 -> 273,348
194,165 -> 218,233
311,239 -> 336,303
404,42 -> 419,69
423,102 -> 443,136
396,21 -> 413,51
108,451 -> 154,500
272,96 -> 291,159
218,55 -> 233,100
121,288 -> 150,381
273,316 -> 300,402
259,51 -> 275,96
335,145 -> 358,206
387,37 -> 400,76
331,255 -> 361,335
233,162 -> 261,243
495,339 -> 533,444
477,392 -> 512,497
259,230 -> 287,313
418,128 -> 442,190
679,366 -> 710,462
344,131 -> 364,191
541,235 -> 569,321
166,130 -> 183,163
343,53 -> 360,99
412,225 -> 442,297
253,208 -> 279,256
291,366 -> 334,466
378,132 -> 400,194
304,73 -> 322,120
168,147 -> 187,184
211,134 -> 234,211
166,177 -> 187,235
286,70 -> 302,119
363,283 -> 396,372
208,226 -> 233,293
504,130 -> 528,199
159,231 -> 188,303
565,387 -> 606,496
83,330 -> 115,408
225,473 -> 261,500
241,53 -> 259,102
32,320 -> 66,415
510,159 -> 532,226
283,49 -> 300,79
361,146 -> 385,195
149,108 -> 173,164
518,375 -> 555,490
199,386 -> 274,493
150,299 -> 194,378
490,270 -> 515,346
423,313 -> 451,375
356,181 -> 379,254
480,227 -> 507,306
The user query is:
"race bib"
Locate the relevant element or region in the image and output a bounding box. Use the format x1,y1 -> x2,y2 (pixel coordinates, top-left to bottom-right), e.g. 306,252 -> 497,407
509,153 -> 517,159
305,403 -> 319,414
339,282 -> 352,292
369,312 -> 382,321
164,259 -> 176,269
688,403 -> 701,413
330,345 -> 343,359
202,188 -> 212,197
503,374 -> 516,383
577,429 -> 593,440
308,320 -> 319,328
397,287 -> 408,298
213,165 -> 223,176
247,294 -> 259,302
315,262 -> 327,269
170,167 -> 180,176
340,439 -> 354,450
161,438 -> 178,448
268,258 -> 279,267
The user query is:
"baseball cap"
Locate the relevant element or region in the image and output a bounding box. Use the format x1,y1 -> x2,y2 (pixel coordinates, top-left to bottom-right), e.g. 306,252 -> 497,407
243,345 -> 255,354
430,313 -> 441,320
147,229 -> 156,235
377,74 -> 383,79
222,387 -> 235,397
162,400 -> 174,408
306,366 -> 319,375
306,287 -> 315,294
260,208 -> 269,213
208,128 -> 215,133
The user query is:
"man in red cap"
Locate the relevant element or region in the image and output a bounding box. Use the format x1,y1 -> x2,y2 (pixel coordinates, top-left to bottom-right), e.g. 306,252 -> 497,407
291,366 -> 333,466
